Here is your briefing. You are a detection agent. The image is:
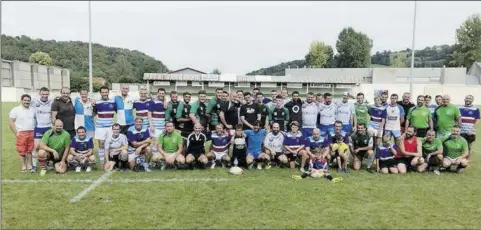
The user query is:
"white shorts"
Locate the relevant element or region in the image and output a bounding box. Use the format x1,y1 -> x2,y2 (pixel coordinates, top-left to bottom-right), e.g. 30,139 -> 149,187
95,127 -> 112,140
367,126 -> 383,137
445,157 -> 460,164
213,151 -> 228,161
128,152 -> 138,162
151,128 -> 165,139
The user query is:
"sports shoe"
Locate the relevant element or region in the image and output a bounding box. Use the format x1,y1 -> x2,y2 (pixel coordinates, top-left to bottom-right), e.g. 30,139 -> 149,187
248,163 -> 254,170
433,169 -> 440,175
144,167 -> 152,172
86,166 -> 92,172
21,169 -> 27,173
31,167 -> 37,173
265,163 -> 272,170
343,168 -> 350,173
331,177 -> 343,183
292,175 -> 302,180
160,163 -> 166,171
40,169 -> 47,176
456,167 -> 463,174
300,168 -> 307,173
257,163 -> 262,170
336,168 -> 341,173
221,162 -> 226,168
210,162 -> 216,169
75,166 -> 82,173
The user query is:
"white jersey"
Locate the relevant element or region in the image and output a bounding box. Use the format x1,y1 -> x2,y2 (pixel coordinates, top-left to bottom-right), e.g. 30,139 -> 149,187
336,101 -> 355,125
318,103 -> 337,126
384,104 -> 405,131
264,132 -> 285,153
302,101 -> 319,128
32,97 -> 53,128
104,133 -> 128,151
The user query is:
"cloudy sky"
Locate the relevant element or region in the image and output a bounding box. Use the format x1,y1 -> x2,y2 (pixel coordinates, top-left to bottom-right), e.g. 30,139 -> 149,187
2,1 -> 480,74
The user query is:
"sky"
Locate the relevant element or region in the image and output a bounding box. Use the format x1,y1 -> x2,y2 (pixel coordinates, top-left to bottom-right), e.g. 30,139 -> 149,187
2,1 -> 481,74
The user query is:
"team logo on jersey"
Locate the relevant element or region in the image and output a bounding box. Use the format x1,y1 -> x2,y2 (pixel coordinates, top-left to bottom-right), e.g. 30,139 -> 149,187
184,108 -> 188,113
274,112 -> 277,116
127,100 -> 133,104
247,108 -> 255,114
302,104 -> 307,108
109,104 -> 114,109
469,111 -> 473,115
217,104 -> 221,109
173,108 -> 177,113
263,108 -> 266,112
292,105 -> 300,113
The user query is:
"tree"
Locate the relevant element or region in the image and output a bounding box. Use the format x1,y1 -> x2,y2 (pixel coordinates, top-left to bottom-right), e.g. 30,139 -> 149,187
29,51 -> 53,66
93,82 -> 103,92
335,27 -> 373,68
449,13 -> 481,68
211,68 -> 222,75
389,52 -> 408,67
305,41 -> 334,68
70,76 -> 88,92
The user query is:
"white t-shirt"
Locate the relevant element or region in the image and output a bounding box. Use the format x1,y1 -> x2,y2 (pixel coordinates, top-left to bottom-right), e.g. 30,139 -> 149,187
302,102 -> 319,128
264,132 -> 285,153
319,103 -> 337,125
9,105 -> 36,132
104,133 -> 128,150
384,104 -> 405,131
336,101 -> 355,125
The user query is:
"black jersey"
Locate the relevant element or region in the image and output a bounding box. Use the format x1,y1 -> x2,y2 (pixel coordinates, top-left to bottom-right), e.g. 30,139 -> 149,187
186,132 -> 207,154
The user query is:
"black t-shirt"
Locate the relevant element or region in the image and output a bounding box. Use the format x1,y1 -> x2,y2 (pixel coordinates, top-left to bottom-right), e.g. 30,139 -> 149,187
186,132 -> 207,154
197,101 -> 208,128
284,100 -> 303,125
232,134 -> 247,156
272,107 -> 288,131
240,103 -> 261,127
397,101 -> 415,127
222,101 -> 241,126
259,104 -> 269,128
52,97 -> 75,131
170,101 -> 180,128
178,102 -> 193,132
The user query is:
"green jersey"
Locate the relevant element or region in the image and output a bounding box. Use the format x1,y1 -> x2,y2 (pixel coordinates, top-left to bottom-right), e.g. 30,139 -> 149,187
407,106 -> 431,129
435,104 -> 461,135
158,131 -> 183,153
206,98 -> 223,125
41,129 -> 71,156
420,138 -> 442,157
441,136 -> 468,159
190,100 -> 209,128
350,132 -> 373,148
355,103 -> 370,125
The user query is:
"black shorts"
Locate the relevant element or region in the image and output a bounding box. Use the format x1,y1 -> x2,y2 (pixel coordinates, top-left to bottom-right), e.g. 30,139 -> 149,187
120,125 -> 131,135
461,133 -> 476,145
188,151 -> 205,160
379,159 -> 396,169
356,150 -> 369,159
424,155 -> 440,166
415,128 -> 428,138
47,152 -> 62,164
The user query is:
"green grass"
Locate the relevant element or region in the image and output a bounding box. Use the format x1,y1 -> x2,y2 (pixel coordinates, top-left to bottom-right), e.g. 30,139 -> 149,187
2,102 -> 481,229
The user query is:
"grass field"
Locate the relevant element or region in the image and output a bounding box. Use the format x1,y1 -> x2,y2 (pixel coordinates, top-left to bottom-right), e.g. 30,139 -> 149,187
2,102 -> 481,229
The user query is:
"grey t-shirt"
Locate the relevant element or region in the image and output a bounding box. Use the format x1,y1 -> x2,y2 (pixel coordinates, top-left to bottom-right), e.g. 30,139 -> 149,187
105,133 -> 128,151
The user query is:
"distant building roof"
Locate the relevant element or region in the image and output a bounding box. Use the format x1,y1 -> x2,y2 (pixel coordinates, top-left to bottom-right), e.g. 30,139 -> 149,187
167,67 -> 206,74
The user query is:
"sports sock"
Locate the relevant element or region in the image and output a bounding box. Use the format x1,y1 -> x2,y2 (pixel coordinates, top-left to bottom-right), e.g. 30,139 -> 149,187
457,164 -> 466,170
301,172 -> 309,178
366,155 -> 374,169
32,151 -> 38,167
325,174 -> 333,181
98,149 -> 105,165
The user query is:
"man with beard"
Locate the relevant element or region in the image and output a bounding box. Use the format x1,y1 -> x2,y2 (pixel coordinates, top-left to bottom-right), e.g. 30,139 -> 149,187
284,91 -> 303,131
175,92 -> 194,138
325,121 -> 351,173
255,92 -> 271,130
384,94 -> 405,145
51,87 -> 76,137
240,92 -> 261,130
149,88 -> 167,151
380,91 -> 389,108
405,95 -> 433,138
74,89 -> 95,138
206,88 -> 224,131
397,92 -> 415,134
133,88 -> 152,130
164,91 -> 181,130
37,119 -> 71,175
434,95 -> 461,138
283,121 -> 307,169
9,94 -> 36,172
459,94 -> 480,159
104,123 -> 129,172
245,121 -> 269,169
336,92 -> 356,134
269,95 -> 290,132
318,93 -> 337,134
421,130 -> 443,175
68,126 -> 95,173
263,123 -> 285,165
219,92 -> 241,134
209,124 -> 232,168
152,121 -> 185,170
190,90 -> 210,130
367,96 -> 387,147
397,126 -> 423,173
354,93 -> 370,128
301,92 -> 319,137
93,86 -> 117,169
304,128 -> 329,170
32,87 -> 54,172
440,127 -> 469,173
349,123 -> 374,172
115,85 -> 137,135
126,118 -> 153,172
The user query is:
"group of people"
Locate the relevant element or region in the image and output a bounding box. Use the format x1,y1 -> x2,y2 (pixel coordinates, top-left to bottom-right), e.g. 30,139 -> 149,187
8,84 -> 478,177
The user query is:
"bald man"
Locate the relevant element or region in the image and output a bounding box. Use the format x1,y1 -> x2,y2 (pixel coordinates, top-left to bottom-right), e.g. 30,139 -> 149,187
434,95 -> 461,138
37,119 -> 71,175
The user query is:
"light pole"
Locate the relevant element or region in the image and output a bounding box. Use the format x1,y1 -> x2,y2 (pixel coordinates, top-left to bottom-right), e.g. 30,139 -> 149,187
409,1 -> 418,96
88,0 -> 93,97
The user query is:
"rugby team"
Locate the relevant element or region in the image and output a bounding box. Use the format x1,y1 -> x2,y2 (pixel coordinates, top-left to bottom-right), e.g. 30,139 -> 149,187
8,85 -> 478,176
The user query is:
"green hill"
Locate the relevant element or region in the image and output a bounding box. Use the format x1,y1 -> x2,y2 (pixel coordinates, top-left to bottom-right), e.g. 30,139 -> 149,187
246,59 -> 307,76
1,34 -> 169,87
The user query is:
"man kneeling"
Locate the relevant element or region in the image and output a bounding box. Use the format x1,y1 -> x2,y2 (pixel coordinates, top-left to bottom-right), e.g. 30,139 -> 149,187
185,123 -> 209,168
245,121 -> 269,169
104,123 -> 129,172
68,126 -> 96,172
127,118 -> 152,172
209,124 -> 231,168
37,119 -> 71,175
152,121 -> 185,170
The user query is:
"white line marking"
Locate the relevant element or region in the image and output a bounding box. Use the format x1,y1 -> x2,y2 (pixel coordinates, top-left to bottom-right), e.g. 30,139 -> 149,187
2,177 -> 232,184
69,171 -> 113,203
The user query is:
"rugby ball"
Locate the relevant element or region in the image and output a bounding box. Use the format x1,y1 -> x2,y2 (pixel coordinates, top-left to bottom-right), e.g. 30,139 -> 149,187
229,166 -> 244,175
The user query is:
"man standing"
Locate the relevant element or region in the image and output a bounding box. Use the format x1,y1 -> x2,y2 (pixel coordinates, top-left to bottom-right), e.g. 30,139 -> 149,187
318,93 -> 337,134
165,90 -> 181,129
368,96 -> 387,147
115,85 -> 136,135
281,89 -> 289,106
405,95 -> 433,138
434,95 -> 461,138
384,94 -> 405,145
149,88 -> 167,150
152,121 -> 185,170
263,89 -> 277,105
32,87 -> 54,171
284,91 -> 303,131
175,92 -> 194,138
255,92 -> 271,130
133,88 -> 152,130
219,92 -> 241,134
190,90 -> 210,130
51,87 -> 76,137
301,92 -> 319,137
336,92 -> 356,134
74,89 -> 95,137
206,87 -> 223,132
459,94 -> 480,159
354,93 -> 370,128
68,126 -> 95,172
380,91 -> 389,108
397,92 -> 415,134
93,86 -> 116,170
126,118 -> 153,172
269,95 -> 290,132
440,127 -> 469,173
240,92 -> 261,130
37,119 -> 71,175
9,94 -> 36,172
349,123 -> 374,172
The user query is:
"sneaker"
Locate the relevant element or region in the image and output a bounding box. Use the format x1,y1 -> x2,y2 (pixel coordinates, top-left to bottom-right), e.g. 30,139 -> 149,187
210,162 -> 216,169
86,166 -> 92,173
300,168 -> 307,173
222,162 -> 226,168
456,167 -> 463,174
292,175 -> 302,180
40,169 -> 47,176
336,168 -> 341,173
31,166 -> 37,173
21,169 -> 27,173
120,168 -> 127,173
144,167 -> 152,172
75,166 -> 82,173
331,177 -> 343,183
433,169 -> 440,175
257,163 -> 262,170
248,163 -> 254,170
343,168 -> 350,173
160,163 -> 166,171
265,163 -> 272,170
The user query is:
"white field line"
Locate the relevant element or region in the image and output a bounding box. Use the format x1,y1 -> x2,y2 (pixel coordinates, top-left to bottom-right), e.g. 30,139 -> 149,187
2,177 -> 232,184
69,171 -> 114,203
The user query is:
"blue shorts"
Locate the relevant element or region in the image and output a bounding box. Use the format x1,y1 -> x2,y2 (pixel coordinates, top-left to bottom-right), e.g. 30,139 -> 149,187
34,127 -> 51,139
319,124 -> 334,135
342,124 -> 353,134
384,130 -> 402,138
248,152 -> 262,159
302,128 -> 314,138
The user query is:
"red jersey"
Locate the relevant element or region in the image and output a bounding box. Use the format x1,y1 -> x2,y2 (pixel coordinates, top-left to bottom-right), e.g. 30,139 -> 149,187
396,137 -> 417,158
